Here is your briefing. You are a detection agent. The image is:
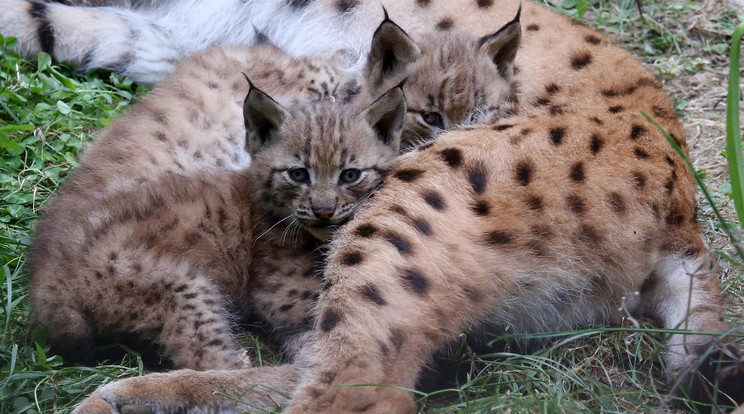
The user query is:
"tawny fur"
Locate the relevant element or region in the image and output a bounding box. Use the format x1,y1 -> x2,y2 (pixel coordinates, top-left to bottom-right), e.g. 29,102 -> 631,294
28,12 -> 522,371
22,0 -> 742,413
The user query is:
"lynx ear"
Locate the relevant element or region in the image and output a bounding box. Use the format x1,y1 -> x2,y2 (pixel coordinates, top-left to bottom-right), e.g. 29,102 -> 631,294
365,9 -> 421,87
478,4 -> 522,79
361,80 -> 407,152
242,75 -> 288,154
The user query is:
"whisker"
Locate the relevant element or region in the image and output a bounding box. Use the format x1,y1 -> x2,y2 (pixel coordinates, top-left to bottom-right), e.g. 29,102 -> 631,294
253,214 -> 294,246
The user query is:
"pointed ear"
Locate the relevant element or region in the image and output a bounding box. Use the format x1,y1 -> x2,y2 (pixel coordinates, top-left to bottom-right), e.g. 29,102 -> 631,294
365,9 -> 420,87
242,75 -> 288,154
361,81 -> 407,152
478,4 -> 522,79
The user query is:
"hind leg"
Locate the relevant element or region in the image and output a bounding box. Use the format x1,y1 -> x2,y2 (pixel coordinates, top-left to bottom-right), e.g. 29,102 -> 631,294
641,251 -> 744,408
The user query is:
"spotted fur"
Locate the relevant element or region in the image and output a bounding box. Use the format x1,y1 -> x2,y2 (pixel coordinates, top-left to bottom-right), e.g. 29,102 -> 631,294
28,69 -> 406,370
29,0 -> 743,413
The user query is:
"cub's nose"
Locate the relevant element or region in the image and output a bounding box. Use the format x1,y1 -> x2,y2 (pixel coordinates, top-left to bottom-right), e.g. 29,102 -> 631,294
312,206 -> 335,220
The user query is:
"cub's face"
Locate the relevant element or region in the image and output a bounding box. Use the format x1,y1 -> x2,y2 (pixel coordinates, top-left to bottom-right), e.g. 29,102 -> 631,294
245,82 -> 406,240
361,11 -> 522,149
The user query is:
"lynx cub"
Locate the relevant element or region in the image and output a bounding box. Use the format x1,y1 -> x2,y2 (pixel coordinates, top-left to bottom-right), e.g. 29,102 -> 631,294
28,81 -> 406,370
28,13 -> 524,369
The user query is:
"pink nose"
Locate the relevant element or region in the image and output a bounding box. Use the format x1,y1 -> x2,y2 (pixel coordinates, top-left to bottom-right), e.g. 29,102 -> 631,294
312,207 -> 335,220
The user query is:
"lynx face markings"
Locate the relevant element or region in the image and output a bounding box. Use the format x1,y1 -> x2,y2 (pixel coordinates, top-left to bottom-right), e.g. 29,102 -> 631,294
20,0 -> 741,413
245,80 -> 406,240
361,9 -> 522,149
27,79 -> 408,371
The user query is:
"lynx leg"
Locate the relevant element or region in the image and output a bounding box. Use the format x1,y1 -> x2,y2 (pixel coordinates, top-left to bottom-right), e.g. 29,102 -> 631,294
157,276 -> 250,371
72,365 -> 301,414
642,251 -> 744,408
248,256 -> 322,360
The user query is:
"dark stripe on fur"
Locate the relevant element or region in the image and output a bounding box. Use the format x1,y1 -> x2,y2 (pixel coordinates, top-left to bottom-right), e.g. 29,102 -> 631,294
30,2 -> 55,56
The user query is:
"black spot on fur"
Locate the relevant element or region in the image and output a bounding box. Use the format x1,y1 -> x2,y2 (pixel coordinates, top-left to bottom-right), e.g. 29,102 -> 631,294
335,0 -> 359,12
550,127 -> 566,145
666,209 -> 685,226
415,0 -> 431,7
320,308 -> 341,331
630,124 -> 646,140
526,195 -> 543,211
413,218 -> 433,236
590,134 -> 604,154
401,268 -> 430,296
469,165 -> 487,194
422,190 -> 446,210
279,303 -> 295,311
472,200 -> 490,216
440,148 -> 463,168
390,327 -> 405,350
515,160 -> 534,186
355,223 -> 378,238
634,147 -> 650,159
545,83 -> 561,94
520,128 -> 533,136
526,24 -> 540,31
385,231 -> 413,255
30,2 -> 55,55
570,52 -> 593,70
632,171 -> 647,189
486,231 -> 514,245
394,168 -> 425,182
590,116 -> 604,125
361,285 -> 387,305
585,34 -> 602,45
664,178 -> 675,193
341,251 -> 364,266
493,124 -> 514,131
535,97 -> 551,106
287,0 -> 311,8
566,194 -> 586,215
608,105 -> 623,113
477,0 -> 493,8
665,155 -> 675,166
608,192 -> 626,214
391,205 -> 408,216
549,105 -> 565,116
569,162 -> 585,183
436,17 -> 455,31
579,224 -> 601,244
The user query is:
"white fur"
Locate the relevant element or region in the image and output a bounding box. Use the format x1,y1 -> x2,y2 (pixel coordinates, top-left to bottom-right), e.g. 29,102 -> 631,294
0,0 -> 382,84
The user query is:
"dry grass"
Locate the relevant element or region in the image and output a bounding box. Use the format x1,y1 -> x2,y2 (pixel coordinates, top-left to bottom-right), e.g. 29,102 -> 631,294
0,1 -> 742,413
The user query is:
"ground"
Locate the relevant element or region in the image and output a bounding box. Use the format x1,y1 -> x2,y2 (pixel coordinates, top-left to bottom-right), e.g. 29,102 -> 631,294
1,1 -> 743,413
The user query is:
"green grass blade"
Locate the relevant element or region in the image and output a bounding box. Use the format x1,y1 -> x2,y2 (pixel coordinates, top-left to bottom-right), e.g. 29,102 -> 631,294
727,22 -> 744,226
642,111 -> 744,263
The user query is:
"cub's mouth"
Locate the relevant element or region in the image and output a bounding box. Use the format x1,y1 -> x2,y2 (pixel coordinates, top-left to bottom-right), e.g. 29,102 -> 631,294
298,216 -> 352,241
299,216 -> 351,229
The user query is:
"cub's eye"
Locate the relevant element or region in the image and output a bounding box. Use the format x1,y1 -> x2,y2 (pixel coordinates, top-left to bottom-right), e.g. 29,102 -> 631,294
339,168 -> 362,184
287,168 -> 310,184
421,111 -> 444,129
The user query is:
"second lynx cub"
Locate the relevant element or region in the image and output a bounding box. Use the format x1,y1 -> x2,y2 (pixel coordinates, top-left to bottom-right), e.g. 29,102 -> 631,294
28,82 -> 407,370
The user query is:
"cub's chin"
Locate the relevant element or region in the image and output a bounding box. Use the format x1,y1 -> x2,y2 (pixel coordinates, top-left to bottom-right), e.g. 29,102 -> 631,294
304,226 -> 334,241
300,218 -> 350,241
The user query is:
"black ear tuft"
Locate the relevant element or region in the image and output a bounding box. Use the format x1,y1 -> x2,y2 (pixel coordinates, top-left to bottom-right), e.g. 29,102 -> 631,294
365,13 -> 420,88
361,83 -> 407,153
242,74 -> 288,154
478,5 -> 522,79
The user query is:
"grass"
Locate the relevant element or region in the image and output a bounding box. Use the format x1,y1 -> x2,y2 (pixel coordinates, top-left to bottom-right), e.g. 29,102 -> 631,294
1,1 -> 743,413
